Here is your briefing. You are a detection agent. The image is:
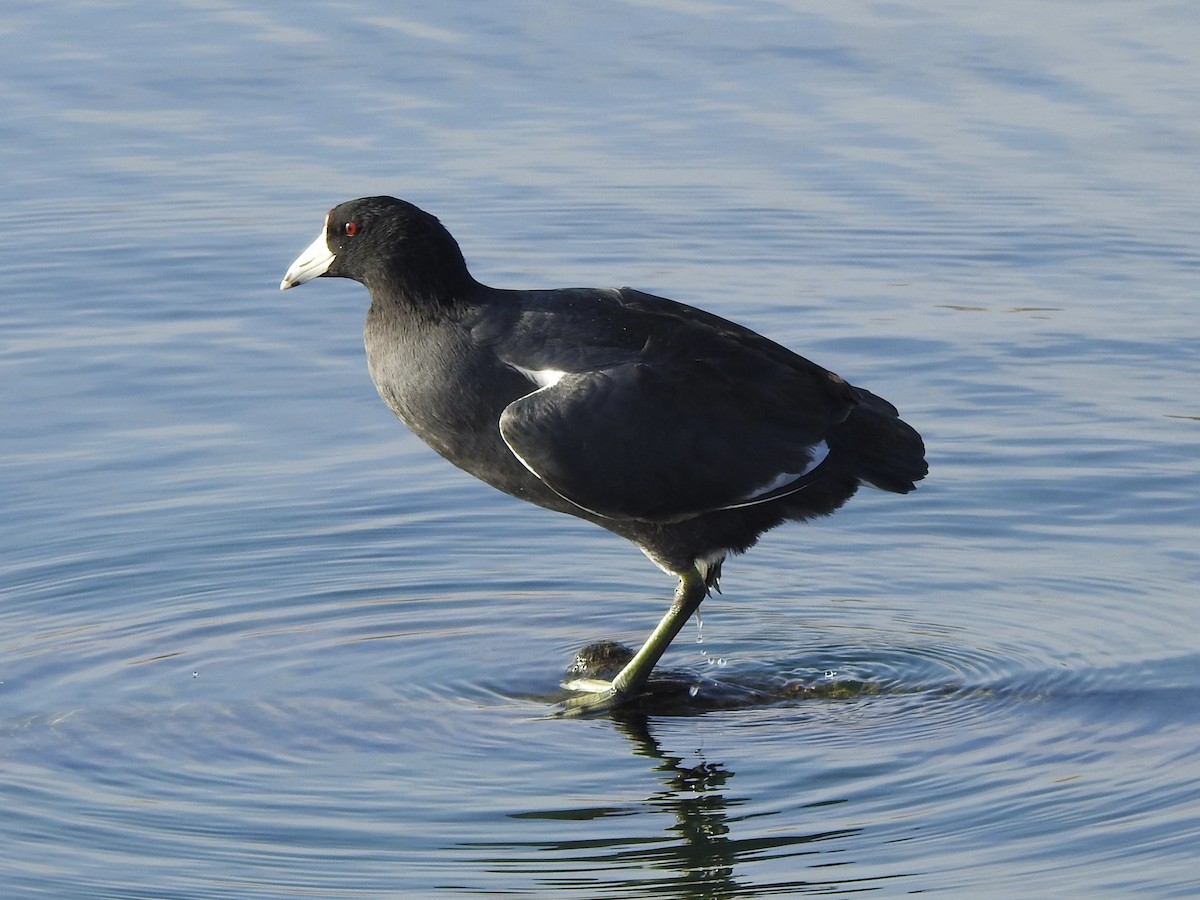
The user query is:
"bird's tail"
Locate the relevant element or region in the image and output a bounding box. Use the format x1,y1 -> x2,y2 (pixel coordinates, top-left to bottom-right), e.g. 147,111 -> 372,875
830,387 -> 928,494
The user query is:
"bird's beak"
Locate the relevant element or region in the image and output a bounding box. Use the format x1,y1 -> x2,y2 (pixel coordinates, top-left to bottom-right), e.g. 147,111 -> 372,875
280,229 -> 334,290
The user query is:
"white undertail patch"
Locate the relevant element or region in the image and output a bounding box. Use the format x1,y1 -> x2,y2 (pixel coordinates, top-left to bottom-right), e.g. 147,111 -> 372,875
733,439 -> 830,506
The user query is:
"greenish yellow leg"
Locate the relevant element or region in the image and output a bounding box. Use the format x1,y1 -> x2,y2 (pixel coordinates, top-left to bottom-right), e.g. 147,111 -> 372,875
561,567 -> 709,714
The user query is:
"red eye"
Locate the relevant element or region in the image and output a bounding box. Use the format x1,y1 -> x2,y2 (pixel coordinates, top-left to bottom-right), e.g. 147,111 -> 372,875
343,221 -> 358,237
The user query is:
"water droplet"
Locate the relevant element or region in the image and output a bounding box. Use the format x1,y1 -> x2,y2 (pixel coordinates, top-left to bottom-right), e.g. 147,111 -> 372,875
192,671 -> 199,678
716,658 -> 727,667
689,684 -> 700,698
824,670 -> 837,678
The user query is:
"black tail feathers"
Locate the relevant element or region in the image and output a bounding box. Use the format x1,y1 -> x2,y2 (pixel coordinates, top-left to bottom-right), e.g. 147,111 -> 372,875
831,387 -> 928,494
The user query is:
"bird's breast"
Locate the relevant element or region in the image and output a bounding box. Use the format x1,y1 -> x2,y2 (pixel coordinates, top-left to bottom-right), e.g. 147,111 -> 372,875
363,317 -> 559,491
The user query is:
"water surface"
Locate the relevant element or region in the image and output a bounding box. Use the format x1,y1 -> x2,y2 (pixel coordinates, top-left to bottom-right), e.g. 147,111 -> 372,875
2,1 -> 1199,896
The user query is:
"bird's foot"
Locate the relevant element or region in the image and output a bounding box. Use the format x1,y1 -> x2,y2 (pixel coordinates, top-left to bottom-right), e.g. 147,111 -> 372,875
557,640 -> 637,715
562,676 -> 617,694
558,677 -> 627,716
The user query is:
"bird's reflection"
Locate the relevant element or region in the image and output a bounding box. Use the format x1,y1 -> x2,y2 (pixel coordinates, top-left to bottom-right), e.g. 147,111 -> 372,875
610,710 -> 742,894
600,709 -> 871,897
476,648 -> 896,896
571,631 -> 890,892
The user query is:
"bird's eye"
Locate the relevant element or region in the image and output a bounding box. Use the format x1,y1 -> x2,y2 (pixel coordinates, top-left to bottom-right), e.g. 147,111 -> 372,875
343,221 -> 359,237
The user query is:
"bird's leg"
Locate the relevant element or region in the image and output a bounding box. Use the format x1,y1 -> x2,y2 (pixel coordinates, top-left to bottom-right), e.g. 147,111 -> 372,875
561,567 -> 709,714
612,568 -> 708,696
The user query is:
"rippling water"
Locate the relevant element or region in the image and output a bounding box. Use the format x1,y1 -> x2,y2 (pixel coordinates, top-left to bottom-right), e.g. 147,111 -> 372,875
3,2 -> 1199,897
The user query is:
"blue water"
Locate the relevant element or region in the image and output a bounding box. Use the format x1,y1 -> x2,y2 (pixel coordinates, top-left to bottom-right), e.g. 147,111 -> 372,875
3,2 -> 1199,896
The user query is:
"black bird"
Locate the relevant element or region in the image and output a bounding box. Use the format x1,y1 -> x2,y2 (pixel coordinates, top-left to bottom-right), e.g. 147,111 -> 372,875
281,196 -> 927,712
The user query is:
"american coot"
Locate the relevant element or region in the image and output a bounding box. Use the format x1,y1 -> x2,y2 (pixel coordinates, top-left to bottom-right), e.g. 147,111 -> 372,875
281,196 -> 927,713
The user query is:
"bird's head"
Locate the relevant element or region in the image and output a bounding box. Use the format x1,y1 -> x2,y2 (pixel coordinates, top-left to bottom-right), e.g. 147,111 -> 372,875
280,196 -> 473,302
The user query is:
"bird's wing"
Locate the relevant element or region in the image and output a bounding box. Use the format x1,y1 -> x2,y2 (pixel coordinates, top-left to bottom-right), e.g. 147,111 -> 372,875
498,358 -> 843,523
